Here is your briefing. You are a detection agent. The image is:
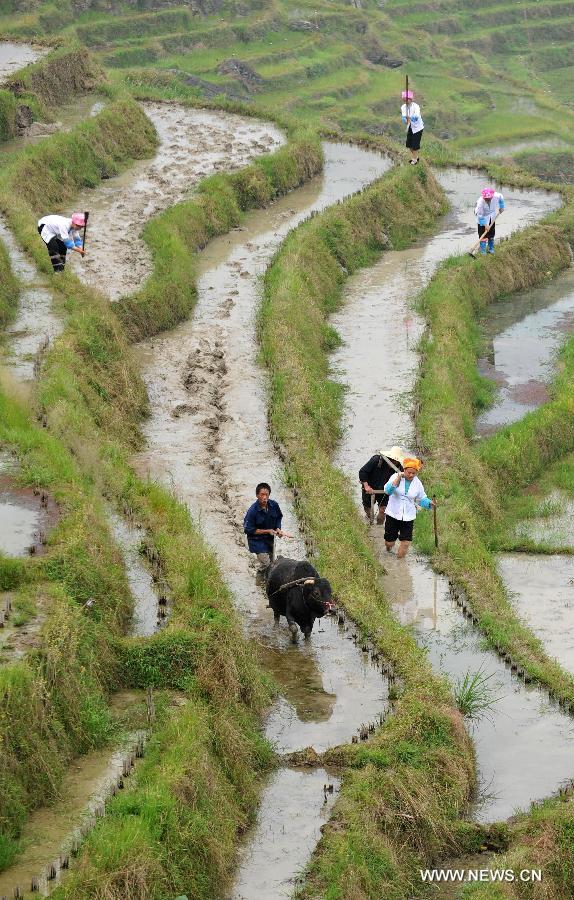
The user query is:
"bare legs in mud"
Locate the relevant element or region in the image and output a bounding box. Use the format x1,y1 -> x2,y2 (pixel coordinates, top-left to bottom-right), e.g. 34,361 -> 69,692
385,539 -> 411,559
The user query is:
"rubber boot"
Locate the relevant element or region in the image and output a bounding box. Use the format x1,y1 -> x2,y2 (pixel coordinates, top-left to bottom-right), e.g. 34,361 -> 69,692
479,241 -> 487,255
488,238 -> 495,255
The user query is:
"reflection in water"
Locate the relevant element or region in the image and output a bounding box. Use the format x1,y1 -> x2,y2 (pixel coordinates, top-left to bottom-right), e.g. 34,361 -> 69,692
476,268 -> 574,436
381,550 -> 574,822
499,553 -> 574,674
136,143 -> 393,896
232,768 -> 340,900
332,168 -> 574,821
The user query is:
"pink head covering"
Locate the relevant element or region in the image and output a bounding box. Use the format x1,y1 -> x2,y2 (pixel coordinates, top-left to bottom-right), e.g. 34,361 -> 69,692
402,90 -> 414,99
481,188 -> 495,199
71,212 -> 86,226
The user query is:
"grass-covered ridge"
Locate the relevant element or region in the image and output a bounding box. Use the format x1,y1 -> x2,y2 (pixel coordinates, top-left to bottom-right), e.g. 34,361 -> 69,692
0,88 -> 327,894
260,160 -> 476,897
117,124 -> 323,340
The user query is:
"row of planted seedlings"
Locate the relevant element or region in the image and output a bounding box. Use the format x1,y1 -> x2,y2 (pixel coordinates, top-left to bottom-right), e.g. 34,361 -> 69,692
257,159 -> 490,898
0,91 -> 330,896
409,156 -> 574,895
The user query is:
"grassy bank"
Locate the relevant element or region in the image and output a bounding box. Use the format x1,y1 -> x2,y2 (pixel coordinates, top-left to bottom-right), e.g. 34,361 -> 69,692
117,127 -> 323,340
260,161 -> 476,898
0,95 -> 325,894
414,203 -> 574,706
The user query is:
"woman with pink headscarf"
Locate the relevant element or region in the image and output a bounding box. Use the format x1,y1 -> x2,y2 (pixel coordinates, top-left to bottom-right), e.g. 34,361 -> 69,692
474,188 -> 505,255
37,212 -> 86,272
401,89 -> 424,165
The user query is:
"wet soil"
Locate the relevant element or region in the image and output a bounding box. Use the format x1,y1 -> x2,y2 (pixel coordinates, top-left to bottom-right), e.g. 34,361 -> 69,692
0,42 -> 44,82
515,489 -> 574,547
0,216 -> 62,382
331,168 -> 574,821
73,102 -> 284,300
475,267 -> 574,436
135,143 -> 393,895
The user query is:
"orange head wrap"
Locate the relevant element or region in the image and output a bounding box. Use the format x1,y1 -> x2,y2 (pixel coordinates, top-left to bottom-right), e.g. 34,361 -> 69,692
402,457 -> 422,471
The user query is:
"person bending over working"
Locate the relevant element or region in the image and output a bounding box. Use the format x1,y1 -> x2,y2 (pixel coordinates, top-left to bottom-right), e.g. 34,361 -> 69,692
401,90 -> 424,165
38,212 -> 85,273
384,457 -> 435,558
475,188 -> 505,255
359,445 -> 405,524
243,482 -> 287,577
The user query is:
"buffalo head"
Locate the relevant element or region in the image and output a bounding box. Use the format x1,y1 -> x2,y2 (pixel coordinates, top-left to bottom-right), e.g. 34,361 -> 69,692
302,576 -> 333,617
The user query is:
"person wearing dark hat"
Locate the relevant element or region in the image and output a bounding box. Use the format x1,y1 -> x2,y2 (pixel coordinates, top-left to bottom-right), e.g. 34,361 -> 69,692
37,212 -> 85,273
243,482 -> 287,576
359,446 -> 405,524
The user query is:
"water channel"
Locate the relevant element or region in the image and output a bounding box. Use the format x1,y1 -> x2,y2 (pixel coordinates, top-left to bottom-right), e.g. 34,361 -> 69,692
331,168 -> 574,825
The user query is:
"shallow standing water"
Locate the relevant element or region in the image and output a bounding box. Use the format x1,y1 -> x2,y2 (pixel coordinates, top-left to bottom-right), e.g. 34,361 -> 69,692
135,143 -> 394,897
332,169 -> 574,820
0,42 -> 44,81
476,267 -> 574,436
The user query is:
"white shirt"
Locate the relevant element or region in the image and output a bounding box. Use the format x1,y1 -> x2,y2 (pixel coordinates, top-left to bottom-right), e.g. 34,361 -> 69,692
385,475 -> 428,522
474,192 -> 505,225
38,215 -> 74,244
401,102 -> 424,133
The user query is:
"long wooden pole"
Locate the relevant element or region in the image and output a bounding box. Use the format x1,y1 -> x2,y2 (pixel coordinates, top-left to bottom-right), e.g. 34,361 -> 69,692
433,495 -> 439,548
82,210 -> 89,255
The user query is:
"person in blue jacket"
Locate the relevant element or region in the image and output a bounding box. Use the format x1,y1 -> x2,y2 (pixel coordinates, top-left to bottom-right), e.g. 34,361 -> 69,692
243,482 -> 286,576
37,212 -> 85,272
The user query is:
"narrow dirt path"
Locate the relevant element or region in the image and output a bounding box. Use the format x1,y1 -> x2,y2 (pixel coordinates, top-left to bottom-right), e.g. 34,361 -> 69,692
331,169 -> 574,822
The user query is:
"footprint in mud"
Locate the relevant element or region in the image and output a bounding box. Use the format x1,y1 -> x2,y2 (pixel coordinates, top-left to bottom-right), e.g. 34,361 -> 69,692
217,298 -> 235,318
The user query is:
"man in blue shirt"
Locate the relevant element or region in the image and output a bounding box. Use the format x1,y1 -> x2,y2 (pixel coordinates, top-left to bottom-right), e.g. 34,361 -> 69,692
243,482 -> 285,576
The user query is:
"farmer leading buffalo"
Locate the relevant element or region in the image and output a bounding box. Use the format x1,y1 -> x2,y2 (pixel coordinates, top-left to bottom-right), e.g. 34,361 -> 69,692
266,556 -> 333,641
243,482 -> 288,577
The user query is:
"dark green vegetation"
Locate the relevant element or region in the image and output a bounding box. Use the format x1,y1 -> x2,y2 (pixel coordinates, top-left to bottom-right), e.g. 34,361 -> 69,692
260,161 -> 478,898
2,0 -> 574,154
0,98 -> 293,895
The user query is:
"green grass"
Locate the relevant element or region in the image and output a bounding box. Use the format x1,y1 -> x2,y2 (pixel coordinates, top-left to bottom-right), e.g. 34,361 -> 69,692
259,160 -> 478,897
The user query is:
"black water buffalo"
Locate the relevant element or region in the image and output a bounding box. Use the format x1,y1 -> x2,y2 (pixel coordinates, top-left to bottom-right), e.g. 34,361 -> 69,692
266,556 -> 333,641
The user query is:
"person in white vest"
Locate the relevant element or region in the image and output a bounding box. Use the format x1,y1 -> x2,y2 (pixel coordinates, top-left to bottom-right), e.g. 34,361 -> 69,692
37,212 -> 85,273
401,90 -> 424,165
474,188 -> 505,255
383,456 -> 435,558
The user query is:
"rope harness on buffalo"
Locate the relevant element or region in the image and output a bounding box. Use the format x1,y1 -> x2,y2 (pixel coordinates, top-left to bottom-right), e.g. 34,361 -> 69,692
268,577 -> 316,597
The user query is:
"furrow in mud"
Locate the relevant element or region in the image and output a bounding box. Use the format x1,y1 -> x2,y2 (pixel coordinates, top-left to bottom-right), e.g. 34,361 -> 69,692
135,143 -> 394,896
332,168 -> 574,821
73,102 -> 284,300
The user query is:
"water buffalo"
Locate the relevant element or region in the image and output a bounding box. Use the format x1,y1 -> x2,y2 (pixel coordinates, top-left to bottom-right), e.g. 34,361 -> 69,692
266,556 -> 333,641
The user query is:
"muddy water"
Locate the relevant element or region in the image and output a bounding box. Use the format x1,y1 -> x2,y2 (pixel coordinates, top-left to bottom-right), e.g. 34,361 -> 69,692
74,102 -> 284,300
475,267 -> 574,436
0,462 -> 56,557
136,143 -> 392,895
472,138 -> 570,158
331,170 -> 574,821
108,512 -> 160,637
0,42 -> 44,81
499,553 -> 574,674
0,216 -> 62,382
0,722 -> 145,899
232,768 -> 339,900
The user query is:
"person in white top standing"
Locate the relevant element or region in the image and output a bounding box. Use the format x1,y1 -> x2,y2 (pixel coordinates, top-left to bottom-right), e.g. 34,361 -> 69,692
384,457 -> 435,558
37,213 -> 86,273
474,188 -> 505,255
401,90 -> 424,165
